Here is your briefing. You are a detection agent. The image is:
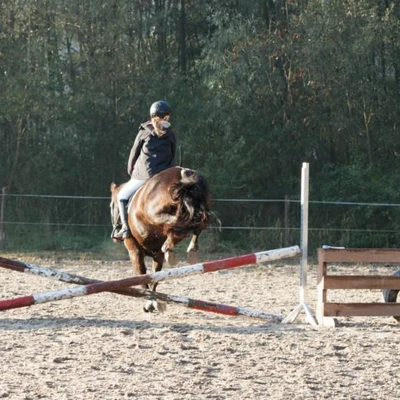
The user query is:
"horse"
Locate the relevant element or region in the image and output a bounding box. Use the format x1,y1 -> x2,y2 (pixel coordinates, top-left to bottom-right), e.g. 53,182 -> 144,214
110,166 -> 211,311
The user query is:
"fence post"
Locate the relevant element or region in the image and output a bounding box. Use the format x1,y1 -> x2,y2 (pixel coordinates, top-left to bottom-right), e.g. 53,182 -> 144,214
0,187 -> 6,250
284,195 -> 290,247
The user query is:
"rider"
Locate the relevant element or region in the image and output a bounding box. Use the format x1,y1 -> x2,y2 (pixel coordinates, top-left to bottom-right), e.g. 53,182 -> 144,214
115,100 -> 177,239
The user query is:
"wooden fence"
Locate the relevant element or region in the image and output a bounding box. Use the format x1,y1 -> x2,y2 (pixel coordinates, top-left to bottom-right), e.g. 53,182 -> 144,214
317,248 -> 400,326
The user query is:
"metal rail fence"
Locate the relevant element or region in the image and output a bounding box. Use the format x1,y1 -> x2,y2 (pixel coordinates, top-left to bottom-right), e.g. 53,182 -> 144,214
1,190 -> 400,251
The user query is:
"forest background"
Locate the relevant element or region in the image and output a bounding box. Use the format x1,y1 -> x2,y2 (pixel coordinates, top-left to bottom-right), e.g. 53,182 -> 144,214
1,0 -> 400,255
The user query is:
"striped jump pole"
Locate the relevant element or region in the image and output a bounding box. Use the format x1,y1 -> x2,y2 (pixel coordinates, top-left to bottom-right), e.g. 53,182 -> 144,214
0,256 -> 146,298
0,245 -> 300,313
0,256 -> 283,321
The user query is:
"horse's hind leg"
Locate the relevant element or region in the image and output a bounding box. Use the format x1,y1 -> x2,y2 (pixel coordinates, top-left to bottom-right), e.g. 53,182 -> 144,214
124,238 -> 148,289
150,252 -> 164,292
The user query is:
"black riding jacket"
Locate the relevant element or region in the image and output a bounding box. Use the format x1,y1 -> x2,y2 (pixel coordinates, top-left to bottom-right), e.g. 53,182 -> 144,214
127,121 -> 176,180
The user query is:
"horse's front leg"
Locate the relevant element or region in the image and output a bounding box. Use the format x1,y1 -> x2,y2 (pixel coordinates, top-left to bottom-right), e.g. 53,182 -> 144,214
161,234 -> 179,266
186,231 -> 201,265
144,251 -> 165,313
124,238 -> 148,289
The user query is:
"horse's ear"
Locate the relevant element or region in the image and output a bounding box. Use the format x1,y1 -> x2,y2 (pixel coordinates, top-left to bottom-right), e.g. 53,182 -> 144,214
110,182 -> 117,192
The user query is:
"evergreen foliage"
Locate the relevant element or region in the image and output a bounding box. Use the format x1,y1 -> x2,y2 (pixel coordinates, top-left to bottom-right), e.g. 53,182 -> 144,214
1,0 -> 399,251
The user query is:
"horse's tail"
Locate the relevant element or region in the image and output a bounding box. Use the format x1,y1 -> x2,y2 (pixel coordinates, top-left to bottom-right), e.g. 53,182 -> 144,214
169,169 -> 211,231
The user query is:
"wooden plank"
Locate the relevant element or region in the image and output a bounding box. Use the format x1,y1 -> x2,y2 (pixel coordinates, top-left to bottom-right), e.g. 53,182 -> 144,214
324,302 -> 400,317
317,259 -> 327,283
317,280 -> 328,302
318,248 -> 400,263
323,275 -> 400,290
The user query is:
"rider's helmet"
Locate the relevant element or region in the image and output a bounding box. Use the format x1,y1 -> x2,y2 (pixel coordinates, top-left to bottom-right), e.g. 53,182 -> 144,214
150,100 -> 171,118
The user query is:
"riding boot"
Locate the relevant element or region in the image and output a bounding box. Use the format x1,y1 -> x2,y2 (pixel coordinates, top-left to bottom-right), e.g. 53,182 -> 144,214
118,199 -> 132,239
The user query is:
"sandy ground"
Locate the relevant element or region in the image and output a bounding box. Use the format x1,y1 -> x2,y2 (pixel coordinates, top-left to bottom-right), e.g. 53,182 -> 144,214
0,250 -> 400,400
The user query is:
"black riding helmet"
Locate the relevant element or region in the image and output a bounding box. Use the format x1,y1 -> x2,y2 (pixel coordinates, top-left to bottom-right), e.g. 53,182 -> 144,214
150,100 -> 171,118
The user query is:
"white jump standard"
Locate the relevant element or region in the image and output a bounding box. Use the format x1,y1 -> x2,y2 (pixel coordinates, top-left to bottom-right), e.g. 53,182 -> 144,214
282,162 -> 317,325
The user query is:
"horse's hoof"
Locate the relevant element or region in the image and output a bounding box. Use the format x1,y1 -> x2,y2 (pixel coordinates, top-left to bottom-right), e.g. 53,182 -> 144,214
187,250 -> 198,265
165,250 -> 178,266
143,300 -> 157,313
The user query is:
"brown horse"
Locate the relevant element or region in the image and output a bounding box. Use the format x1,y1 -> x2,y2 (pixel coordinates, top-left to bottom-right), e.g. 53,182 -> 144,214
110,167 -> 211,311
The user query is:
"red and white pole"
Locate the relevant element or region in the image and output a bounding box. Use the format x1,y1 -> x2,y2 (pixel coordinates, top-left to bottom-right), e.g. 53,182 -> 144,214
0,246 -> 300,312
0,256 -> 283,320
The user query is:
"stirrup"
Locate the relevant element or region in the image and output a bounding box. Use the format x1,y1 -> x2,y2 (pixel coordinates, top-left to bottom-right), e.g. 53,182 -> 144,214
111,226 -> 121,239
119,224 -> 132,239
111,226 -> 124,242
